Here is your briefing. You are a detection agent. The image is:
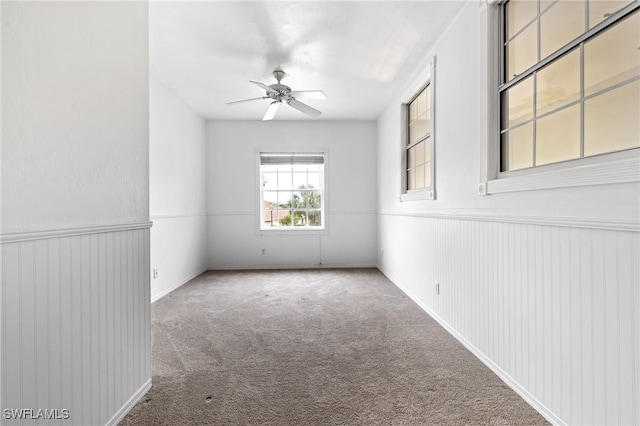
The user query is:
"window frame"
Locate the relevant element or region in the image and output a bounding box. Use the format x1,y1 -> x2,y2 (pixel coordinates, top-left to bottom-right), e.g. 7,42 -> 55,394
256,149 -> 328,234
479,0 -> 640,196
400,57 -> 436,202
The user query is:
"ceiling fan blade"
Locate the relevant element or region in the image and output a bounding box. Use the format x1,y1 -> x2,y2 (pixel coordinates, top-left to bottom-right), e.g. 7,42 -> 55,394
290,90 -> 327,100
288,99 -> 322,117
226,97 -> 268,106
263,101 -> 281,121
250,81 -> 277,94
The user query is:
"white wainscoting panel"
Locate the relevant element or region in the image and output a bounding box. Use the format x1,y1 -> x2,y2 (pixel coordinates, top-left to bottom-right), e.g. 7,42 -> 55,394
378,213 -> 639,426
207,211 -> 377,269
1,224 -> 151,426
150,215 -> 208,303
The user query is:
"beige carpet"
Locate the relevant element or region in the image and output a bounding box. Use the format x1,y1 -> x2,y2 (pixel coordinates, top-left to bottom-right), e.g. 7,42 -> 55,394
120,268 -> 548,425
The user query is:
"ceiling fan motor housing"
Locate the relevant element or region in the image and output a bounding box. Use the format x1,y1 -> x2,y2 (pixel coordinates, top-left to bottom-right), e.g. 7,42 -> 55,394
267,83 -> 293,103
225,68 -> 324,119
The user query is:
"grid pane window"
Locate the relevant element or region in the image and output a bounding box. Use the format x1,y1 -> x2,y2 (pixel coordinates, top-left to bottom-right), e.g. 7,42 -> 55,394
535,49 -> 580,116
589,1 -> 632,28
500,0 -> 639,172
501,122 -> 534,171
584,13 -> 639,96
406,84 -> 432,191
584,79 -> 640,156
506,19 -> 537,78
506,0 -> 537,38
539,1 -> 584,60
260,154 -> 324,229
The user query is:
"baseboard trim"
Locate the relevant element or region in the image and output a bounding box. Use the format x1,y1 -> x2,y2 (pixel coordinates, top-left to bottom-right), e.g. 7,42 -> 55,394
151,268 -> 208,303
377,265 -> 564,426
105,378 -> 152,426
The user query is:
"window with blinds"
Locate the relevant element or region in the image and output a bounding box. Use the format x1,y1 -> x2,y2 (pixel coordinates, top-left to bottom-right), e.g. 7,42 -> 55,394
259,153 -> 325,230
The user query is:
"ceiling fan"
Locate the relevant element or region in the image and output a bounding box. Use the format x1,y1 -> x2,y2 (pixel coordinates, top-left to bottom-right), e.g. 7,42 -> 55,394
226,69 -> 327,120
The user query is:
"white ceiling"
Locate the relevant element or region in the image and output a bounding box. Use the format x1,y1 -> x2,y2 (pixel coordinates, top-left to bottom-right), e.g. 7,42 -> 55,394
150,1 -> 467,121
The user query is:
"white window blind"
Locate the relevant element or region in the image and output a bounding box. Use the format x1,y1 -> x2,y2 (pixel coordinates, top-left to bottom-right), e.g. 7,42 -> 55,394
260,153 -> 324,165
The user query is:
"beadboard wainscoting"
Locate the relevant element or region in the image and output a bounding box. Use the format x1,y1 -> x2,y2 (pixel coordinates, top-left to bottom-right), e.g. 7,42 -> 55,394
150,215 -> 208,303
378,213 -> 639,426
1,223 -> 152,426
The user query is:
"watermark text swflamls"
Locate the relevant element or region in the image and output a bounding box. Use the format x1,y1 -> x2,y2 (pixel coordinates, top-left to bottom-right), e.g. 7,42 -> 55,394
3,409 -> 70,420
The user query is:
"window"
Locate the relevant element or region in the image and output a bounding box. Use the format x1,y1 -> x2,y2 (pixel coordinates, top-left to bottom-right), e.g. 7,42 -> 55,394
500,0 -> 639,172
401,59 -> 436,201
259,152 -> 325,230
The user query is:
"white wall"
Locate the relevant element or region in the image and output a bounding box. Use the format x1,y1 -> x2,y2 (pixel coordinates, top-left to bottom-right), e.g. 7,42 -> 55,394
377,2 -> 640,425
207,120 -> 377,269
1,2 -> 151,425
1,3 -> 149,233
149,76 -> 207,302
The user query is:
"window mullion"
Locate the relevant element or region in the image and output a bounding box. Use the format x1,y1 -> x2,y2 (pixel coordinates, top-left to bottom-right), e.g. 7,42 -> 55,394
407,134 -> 430,151
500,3 -> 506,86
580,0 -> 586,160
583,75 -> 640,103
532,70 -> 537,167
501,1 -> 639,92
536,0 -> 541,65
584,0 -> 588,32
504,16 -> 537,44
530,0 -> 539,168
579,42 -> 585,159
497,0 -> 639,177
540,0 -> 557,15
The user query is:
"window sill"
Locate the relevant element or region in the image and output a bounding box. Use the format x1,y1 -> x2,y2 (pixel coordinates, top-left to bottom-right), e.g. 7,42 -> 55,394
483,154 -> 639,195
258,227 -> 326,236
400,189 -> 434,202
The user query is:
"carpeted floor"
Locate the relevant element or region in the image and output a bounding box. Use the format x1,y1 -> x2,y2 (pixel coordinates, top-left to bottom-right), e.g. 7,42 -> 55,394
120,268 -> 549,425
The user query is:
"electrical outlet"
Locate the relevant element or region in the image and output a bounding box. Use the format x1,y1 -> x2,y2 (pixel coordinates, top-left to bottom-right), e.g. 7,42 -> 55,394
435,282 -> 440,295
153,269 -> 158,279
261,248 -> 266,255
381,249 -> 384,258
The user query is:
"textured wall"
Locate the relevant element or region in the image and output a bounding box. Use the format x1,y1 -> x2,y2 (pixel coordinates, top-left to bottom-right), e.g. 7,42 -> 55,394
149,76 -> 207,301
376,2 -> 640,425
206,120 -> 377,269
1,2 -> 149,233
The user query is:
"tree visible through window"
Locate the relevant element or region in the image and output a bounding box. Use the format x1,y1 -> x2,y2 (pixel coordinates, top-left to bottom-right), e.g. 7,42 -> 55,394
260,153 -> 324,229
